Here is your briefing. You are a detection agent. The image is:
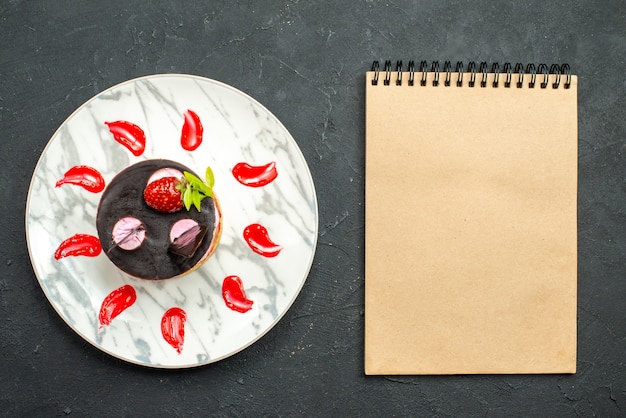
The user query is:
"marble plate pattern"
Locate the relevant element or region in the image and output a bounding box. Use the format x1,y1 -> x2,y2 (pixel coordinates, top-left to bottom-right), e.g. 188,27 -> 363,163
25,74 -> 318,368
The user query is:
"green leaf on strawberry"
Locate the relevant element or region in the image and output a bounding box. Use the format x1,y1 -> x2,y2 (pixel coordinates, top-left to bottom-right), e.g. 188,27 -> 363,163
181,186 -> 192,211
180,170 -> 214,212
205,166 -> 215,189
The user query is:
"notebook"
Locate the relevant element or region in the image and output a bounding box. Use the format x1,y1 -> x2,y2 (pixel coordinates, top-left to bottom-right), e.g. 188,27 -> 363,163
364,60 -> 577,375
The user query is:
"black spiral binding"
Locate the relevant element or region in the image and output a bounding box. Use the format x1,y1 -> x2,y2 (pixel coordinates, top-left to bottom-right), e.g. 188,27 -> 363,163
370,60 -> 571,89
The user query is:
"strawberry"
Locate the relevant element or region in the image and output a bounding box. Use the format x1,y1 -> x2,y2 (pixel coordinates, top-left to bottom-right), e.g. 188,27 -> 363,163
143,167 -> 215,213
143,177 -> 184,213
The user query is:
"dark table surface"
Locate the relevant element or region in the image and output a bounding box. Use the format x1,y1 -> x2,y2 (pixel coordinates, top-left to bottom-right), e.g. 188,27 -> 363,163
2,1 -> 625,416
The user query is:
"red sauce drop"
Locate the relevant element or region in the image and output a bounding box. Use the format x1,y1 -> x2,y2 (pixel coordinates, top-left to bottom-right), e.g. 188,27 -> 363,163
222,276 -> 254,313
180,109 -> 203,151
243,223 -> 282,257
54,234 -> 102,260
104,120 -> 146,156
232,162 -> 278,187
98,285 -> 137,328
161,307 -> 186,354
55,165 -> 105,193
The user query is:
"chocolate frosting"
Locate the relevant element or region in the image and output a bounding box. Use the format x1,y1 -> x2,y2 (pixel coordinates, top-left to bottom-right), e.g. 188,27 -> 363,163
96,159 -> 218,280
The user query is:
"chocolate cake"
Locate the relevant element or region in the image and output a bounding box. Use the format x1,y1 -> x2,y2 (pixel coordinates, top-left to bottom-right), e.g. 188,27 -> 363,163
96,159 -> 221,280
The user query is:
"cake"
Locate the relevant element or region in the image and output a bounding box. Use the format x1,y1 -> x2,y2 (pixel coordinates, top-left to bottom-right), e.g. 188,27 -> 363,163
96,159 -> 222,280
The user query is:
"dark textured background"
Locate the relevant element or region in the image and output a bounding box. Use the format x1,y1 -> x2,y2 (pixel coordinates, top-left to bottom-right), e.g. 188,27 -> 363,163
1,0 -> 625,416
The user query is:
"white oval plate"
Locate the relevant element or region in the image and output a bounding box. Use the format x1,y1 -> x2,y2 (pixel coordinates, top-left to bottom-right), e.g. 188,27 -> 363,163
25,74 -> 318,368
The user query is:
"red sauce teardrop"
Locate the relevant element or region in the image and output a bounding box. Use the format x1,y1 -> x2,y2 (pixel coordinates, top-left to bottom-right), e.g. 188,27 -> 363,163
161,307 -> 187,354
180,109 -> 203,151
243,223 -> 282,257
98,285 -> 137,328
232,162 -> 278,187
222,276 -> 254,313
104,120 -> 146,156
55,165 -> 105,193
54,234 -> 102,260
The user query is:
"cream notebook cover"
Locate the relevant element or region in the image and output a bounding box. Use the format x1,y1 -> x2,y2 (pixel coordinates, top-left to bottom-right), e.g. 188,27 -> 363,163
364,61 -> 577,375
